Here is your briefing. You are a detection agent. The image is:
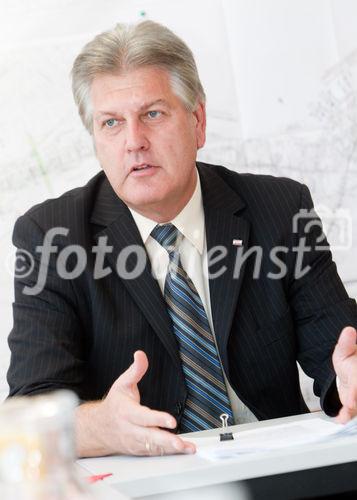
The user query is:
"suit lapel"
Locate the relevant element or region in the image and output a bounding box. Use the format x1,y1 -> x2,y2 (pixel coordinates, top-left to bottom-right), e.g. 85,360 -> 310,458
198,164 -> 250,373
90,176 -> 182,370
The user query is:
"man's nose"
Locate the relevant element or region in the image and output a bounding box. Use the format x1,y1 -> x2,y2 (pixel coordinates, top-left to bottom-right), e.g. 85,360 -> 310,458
125,120 -> 149,152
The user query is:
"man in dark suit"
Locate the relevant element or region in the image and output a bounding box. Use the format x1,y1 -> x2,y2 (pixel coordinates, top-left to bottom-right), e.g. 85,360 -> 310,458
7,21 -> 357,458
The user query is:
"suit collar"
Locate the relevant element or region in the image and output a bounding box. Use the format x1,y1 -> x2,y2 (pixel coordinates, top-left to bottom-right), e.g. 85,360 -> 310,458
90,173 -> 127,227
197,162 -> 246,214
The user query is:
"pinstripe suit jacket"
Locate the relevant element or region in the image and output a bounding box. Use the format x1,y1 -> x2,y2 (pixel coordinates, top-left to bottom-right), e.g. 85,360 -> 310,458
7,163 -> 357,423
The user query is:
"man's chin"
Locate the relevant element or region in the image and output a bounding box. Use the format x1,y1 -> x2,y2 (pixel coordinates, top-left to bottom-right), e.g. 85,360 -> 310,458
124,194 -> 168,215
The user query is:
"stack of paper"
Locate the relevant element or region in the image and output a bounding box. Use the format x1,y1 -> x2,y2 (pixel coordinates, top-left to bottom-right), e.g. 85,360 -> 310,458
193,417 -> 357,460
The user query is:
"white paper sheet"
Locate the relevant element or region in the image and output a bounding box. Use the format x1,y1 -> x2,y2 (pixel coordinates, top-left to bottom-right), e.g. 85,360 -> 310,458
193,417 -> 357,460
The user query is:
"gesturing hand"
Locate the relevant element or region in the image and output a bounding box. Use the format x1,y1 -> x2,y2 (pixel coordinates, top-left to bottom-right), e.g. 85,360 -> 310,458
332,326 -> 357,424
76,351 -> 196,457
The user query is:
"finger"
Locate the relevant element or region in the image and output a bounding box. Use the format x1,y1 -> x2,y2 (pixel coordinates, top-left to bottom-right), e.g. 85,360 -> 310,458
146,441 -> 196,457
347,387 -> 357,412
130,424 -> 196,456
130,404 -> 177,430
334,327 -> 357,362
181,439 -> 197,454
136,427 -> 196,457
335,405 -> 355,424
116,351 -> 149,390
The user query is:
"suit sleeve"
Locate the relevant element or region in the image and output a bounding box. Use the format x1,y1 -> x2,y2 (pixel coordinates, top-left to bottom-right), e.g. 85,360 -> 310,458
288,184 -> 357,416
7,214 -> 86,397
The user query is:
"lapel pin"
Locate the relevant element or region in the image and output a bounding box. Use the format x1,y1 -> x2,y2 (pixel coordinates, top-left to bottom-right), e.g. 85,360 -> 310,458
232,239 -> 243,246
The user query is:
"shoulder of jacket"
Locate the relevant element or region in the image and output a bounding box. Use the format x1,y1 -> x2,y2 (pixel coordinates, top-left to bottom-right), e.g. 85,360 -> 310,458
197,161 -> 303,197
21,171 -> 105,226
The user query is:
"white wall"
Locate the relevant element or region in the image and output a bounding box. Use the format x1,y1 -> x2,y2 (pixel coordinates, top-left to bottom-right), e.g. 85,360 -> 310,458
1,0 -> 357,409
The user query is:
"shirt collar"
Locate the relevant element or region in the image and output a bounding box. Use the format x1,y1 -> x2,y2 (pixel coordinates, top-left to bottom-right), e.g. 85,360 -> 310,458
128,170 -> 205,255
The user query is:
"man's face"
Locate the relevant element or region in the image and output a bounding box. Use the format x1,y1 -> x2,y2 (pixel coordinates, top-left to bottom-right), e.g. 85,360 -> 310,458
91,66 -> 206,221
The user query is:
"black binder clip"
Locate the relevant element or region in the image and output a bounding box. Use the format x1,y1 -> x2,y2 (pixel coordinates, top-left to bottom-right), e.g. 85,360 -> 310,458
219,413 -> 234,441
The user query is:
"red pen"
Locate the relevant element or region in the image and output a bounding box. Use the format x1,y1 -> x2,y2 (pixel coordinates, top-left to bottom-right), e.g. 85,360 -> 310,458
86,473 -> 113,484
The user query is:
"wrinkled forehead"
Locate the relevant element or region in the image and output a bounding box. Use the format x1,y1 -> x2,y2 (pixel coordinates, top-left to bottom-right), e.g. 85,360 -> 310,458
90,66 -> 178,114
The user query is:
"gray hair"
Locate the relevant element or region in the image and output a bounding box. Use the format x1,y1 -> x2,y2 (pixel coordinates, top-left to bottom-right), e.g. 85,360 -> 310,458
71,20 -> 206,133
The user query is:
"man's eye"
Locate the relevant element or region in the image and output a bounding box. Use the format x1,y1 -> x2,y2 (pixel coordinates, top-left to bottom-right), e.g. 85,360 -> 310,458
147,110 -> 161,119
105,118 -> 118,128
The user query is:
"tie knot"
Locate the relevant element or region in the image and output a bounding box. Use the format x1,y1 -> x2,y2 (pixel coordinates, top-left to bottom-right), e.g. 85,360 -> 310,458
151,223 -> 179,255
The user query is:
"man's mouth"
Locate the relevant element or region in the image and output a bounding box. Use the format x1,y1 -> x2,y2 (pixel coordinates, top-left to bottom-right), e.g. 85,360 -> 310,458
132,164 -> 153,171
130,163 -> 159,176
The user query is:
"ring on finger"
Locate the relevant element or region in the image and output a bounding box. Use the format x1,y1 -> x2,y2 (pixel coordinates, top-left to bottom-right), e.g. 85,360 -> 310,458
145,439 -> 151,454
159,446 -> 164,457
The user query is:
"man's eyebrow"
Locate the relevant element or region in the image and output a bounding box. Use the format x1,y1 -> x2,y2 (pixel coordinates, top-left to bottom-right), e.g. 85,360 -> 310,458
138,99 -> 170,111
95,99 -> 170,118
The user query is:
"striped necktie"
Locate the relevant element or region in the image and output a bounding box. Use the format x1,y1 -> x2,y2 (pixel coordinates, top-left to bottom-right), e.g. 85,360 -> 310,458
151,223 -> 233,432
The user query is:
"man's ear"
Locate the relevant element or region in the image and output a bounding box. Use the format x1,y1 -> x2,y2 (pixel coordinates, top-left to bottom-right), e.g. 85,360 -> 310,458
193,101 -> 206,149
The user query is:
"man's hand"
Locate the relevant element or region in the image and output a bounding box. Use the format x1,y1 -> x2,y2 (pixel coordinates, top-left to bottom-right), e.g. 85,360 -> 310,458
75,350 -> 196,457
332,326 -> 357,423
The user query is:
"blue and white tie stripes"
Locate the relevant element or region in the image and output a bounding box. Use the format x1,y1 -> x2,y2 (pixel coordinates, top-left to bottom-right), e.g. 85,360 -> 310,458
151,223 -> 233,432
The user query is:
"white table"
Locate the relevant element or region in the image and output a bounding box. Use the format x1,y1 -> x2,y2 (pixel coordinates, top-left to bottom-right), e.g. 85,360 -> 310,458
77,412 -> 357,499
